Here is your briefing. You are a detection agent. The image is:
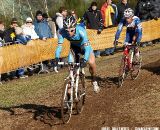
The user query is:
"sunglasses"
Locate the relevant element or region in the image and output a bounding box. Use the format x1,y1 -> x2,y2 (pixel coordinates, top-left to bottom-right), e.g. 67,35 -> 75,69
66,28 -> 75,33
27,22 -> 32,23
12,22 -> 17,24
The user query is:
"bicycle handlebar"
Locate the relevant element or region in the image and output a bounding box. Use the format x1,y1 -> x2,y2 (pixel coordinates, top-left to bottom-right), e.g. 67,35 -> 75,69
57,62 -> 80,66
54,62 -> 81,73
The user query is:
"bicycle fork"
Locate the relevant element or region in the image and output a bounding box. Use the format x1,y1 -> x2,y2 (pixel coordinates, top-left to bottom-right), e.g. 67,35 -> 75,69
69,68 -> 79,103
75,68 -> 80,102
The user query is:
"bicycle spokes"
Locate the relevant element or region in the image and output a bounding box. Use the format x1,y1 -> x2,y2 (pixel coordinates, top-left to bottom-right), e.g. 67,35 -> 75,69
61,80 -> 73,124
131,54 -> 142,80
118,56 -> 130,87
76,74 -> 85,114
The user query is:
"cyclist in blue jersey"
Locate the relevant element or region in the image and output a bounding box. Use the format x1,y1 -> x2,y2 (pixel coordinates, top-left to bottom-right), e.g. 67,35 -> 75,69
55,16 -> 100,93
114,8 -> 142,46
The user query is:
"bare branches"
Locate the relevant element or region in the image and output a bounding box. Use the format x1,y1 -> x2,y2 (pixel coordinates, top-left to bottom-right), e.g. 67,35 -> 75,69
43,0 -> 49,17
12,0 -> 15,18
18,0 -> 23,24
1,0 -> 6,19
26,0 -> 34,19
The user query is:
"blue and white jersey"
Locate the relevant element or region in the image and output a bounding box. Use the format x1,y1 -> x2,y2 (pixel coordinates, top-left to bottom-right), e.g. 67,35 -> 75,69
55,25 -> 92,61
115,16 -> 142,43
58,25 -> 89,46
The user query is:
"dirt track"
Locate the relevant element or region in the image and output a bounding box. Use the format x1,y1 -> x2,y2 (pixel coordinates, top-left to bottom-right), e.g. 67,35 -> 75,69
0,46 -> 160,130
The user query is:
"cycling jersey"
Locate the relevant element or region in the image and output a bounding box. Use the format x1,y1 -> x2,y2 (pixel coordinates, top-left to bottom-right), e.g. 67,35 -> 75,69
55,25 -> 93,62
115,16 -> 142,44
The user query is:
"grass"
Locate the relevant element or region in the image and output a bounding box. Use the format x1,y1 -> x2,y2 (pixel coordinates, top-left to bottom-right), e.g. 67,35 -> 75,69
0,71 -> 67,107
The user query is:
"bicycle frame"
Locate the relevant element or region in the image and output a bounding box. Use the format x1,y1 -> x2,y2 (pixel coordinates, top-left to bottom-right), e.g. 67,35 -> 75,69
118,44 -> 141,87
123,45 -> 136,70
59,62 -> 82,101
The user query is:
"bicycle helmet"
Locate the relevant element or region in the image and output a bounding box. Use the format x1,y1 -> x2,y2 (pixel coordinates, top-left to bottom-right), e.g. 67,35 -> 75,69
63,16 -> 77,29
124,8 -> 134,18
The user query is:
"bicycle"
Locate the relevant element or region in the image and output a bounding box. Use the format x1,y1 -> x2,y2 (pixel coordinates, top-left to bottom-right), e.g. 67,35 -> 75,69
56,61 -> 86,124
118,43 -> 142,87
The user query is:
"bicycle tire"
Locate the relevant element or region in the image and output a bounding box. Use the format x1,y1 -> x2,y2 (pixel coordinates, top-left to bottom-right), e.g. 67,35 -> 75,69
118,56 -> 128,87
61,79 -> 73,124
76,73 -> 86,114
131,52 -> 142,80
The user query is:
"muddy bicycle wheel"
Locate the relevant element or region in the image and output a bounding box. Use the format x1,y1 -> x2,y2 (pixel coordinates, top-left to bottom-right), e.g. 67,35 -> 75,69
76,73 -> 86,114
131,52 -> 142,80
61,79 -> 73,124
118,57 -> 128,87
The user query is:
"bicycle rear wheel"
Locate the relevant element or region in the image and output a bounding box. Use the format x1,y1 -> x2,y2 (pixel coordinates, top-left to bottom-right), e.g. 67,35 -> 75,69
131,52 -> 142,80
61,79 -> 73,124
76,73 -> 86,114
118,56 -> 128,87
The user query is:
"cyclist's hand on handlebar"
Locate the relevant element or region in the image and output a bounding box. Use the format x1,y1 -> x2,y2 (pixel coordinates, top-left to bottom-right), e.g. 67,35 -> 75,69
80,58 -> 87,68
114,40 -> 118,46
133,42 -> 140,46
136,42 -> 141,46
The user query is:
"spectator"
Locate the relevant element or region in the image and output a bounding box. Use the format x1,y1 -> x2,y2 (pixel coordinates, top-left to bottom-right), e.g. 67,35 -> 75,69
135,0 -> 160,46
34,10 -> 52,40
15,26 -> 31,45
0,21 -> 5,47
4,18 -> 30,44
117,0 -> 130,23
101,0 -> 118,28
135,0 -> 160,21
82,1 -> 103,58
42,13 -> 57,38
54,7 -> 68,69
55,7 -> 68,30
101,0 -> 117,56
4,18 -> 28,79
3,18 -> 17,43
70,10 -> 78,21
21,17 -> 39,40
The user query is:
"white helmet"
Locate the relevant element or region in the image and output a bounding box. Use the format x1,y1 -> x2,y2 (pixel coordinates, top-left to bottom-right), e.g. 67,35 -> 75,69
124,8 -> 134,18
63,16 -> 77,29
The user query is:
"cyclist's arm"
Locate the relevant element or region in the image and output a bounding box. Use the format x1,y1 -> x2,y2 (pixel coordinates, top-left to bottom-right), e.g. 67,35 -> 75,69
135,19 -> 142,43
79,28 -> 92,62
115,19 -> 124,41
55,31 -> 64,59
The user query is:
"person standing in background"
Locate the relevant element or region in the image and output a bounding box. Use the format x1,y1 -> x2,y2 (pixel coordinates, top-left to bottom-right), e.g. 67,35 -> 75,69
42,13 -> 57,38
21,17 -> 39,40
55,7 -> 68,30
101,0 -> 117,28
117,0 -> 130,23
34,10 -> 52,40
101,0 -> 118,56
82,2 -> 103,58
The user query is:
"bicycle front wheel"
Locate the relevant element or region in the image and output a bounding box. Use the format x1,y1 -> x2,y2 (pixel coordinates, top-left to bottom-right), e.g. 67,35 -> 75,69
131,52 -> 142,80
76,73 -> 86,114
118,56 -> 128,87
61,79 -> 73,124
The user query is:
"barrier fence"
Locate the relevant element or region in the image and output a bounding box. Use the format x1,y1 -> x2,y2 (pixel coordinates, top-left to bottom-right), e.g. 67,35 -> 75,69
0,19 -> 160,74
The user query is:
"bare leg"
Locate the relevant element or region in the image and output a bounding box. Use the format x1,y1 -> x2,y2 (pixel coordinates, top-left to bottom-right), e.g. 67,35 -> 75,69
88,52 -> 97,81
